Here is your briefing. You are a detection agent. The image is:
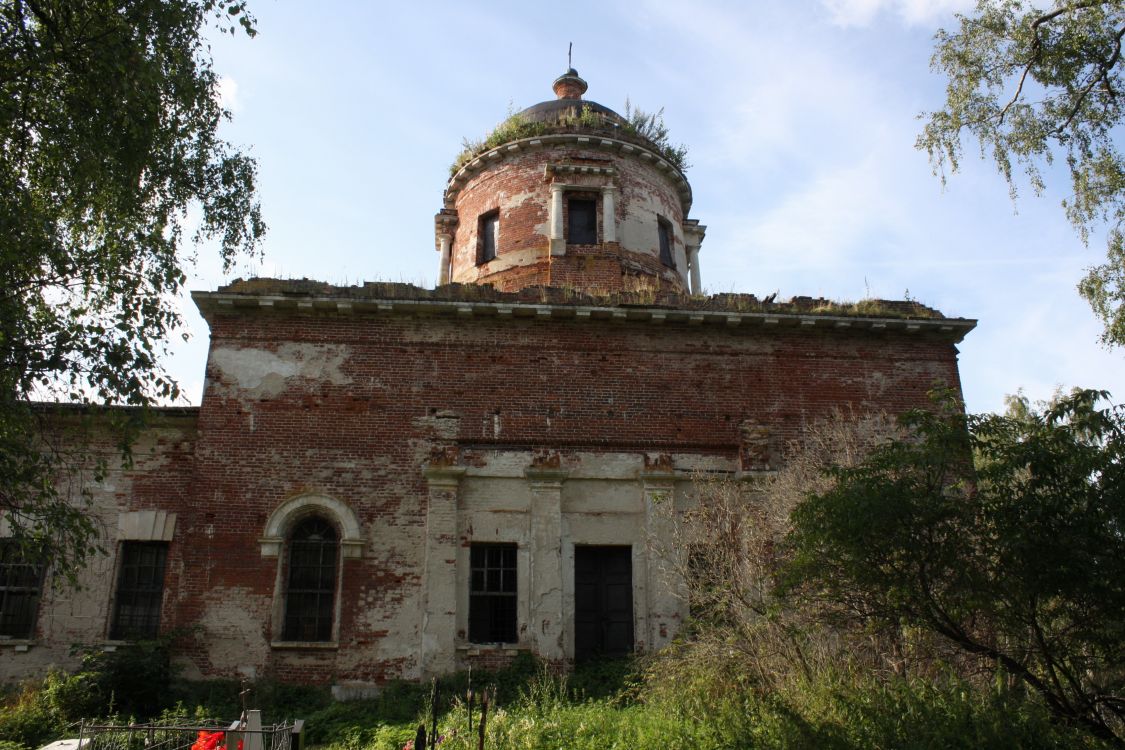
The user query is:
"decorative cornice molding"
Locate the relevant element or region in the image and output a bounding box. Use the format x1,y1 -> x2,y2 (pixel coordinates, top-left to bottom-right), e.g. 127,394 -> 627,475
424,464 -> 467,488
444,133 -> 693,214
192,291 -> 976,343
524,467 -> 569,487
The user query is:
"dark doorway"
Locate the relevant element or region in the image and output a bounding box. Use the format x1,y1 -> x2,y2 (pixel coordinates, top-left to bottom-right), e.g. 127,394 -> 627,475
574,545 -> 634,661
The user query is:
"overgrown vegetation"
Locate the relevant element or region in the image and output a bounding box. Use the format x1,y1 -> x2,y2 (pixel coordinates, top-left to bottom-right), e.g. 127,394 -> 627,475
919,2 -> 1125,347
783,389 -> 1125,744
2,630 -> 1111,749
651,389 -> 1124,748
622,99 -> 690,172
5,393 -> 1119,749
451,101 -> 689,176
0,637 -> 179,749
223,277 -> 949,320
1,0 -> 264,581
805,297 -> 940,319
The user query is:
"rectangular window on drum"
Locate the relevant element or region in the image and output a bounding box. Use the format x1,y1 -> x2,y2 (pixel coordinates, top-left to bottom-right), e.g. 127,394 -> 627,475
567,198 -> 598,245
479,210 -> 499,264
658,217 -> 675,267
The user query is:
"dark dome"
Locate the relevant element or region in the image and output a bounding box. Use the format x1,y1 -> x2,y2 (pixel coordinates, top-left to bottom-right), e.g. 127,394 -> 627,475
517,98 -> 626,127
515,67 -> 628,129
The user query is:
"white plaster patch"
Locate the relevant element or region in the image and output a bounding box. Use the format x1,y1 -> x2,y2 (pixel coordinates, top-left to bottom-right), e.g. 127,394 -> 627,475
198,587 -> 272,668
562,479 -> 643,514
210,344 -> 351,398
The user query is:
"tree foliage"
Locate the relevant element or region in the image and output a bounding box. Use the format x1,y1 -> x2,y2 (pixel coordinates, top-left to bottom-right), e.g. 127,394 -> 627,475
783,390 -> 1125,744
0,0 -> 264,578
918,1 -> 1125,347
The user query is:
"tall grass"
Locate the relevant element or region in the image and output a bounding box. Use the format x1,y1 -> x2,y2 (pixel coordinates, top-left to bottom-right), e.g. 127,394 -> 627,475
3,652 -> 1108,750
306,661 -> 1105,750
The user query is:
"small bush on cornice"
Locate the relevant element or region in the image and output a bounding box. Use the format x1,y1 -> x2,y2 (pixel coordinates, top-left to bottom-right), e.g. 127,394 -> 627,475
622,99 -> 690,171
453,111 -> 551,174
807,298 -> 941,319
451,102 -> 690,176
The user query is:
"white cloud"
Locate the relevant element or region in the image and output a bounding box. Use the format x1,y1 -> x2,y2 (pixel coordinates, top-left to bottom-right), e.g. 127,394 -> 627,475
628,2 -> 888,171
743,154 -> 907,271
821,0 -> 974,27
217,75 -> 240,111
711,55 -> 877,171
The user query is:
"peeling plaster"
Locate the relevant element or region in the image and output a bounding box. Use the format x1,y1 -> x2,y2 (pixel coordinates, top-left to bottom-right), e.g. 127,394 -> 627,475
210,344 -> 352,398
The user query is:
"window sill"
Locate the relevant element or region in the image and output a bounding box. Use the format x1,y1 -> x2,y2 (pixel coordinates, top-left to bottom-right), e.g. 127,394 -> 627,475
270,640 -> 339,651
100,638 -> 166,650
0,639 -> 35,652
456,644 -> 527,656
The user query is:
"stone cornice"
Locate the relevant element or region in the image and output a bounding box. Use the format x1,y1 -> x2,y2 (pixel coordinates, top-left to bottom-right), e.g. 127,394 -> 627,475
27,401 -> 200,425
192,291 -> 976,343
444,133 -> 693,215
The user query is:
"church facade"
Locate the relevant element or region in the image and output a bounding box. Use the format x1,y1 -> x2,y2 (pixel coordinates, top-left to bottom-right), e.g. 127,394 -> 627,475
0,70 -> 974,694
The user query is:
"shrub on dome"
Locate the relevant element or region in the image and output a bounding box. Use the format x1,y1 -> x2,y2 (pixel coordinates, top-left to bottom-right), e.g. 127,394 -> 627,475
451,102 -> 689,175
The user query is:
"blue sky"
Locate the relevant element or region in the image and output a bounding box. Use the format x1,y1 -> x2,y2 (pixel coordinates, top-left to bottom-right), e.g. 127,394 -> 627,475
170,0 -> 1123,414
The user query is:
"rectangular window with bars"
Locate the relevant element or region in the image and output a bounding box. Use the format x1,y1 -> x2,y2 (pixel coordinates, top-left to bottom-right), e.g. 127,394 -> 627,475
567,197 -> 598,245
658,216 -> 675,267
0,540 -> 44,639
468,543 -> 517,644
478,210 -> 499,264
111,542 -> 168,640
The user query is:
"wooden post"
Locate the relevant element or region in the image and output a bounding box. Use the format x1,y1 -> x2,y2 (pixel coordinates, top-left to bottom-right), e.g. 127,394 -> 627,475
476,689 -> 487,750
429,678 -> 438,746
466,666 -> 474,736
414,725 -> 427,750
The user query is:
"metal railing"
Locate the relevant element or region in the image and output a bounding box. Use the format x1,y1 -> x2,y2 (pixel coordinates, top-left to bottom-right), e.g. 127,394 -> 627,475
76,714 -> 301,750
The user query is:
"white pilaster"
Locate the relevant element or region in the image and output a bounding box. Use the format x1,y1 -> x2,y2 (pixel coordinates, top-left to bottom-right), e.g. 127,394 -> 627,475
549,184 -> 566,256
437,233 -> 452,285
525,467 -> 568,659
601,186 -> 617,243
641,471 -> 679,653
421,465 -> 465,675
683,221 -> 706,295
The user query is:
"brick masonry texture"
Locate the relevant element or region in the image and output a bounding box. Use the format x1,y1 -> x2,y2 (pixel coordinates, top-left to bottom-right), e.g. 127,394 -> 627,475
448,144 -> 690,293
0,294 -> 969,686
0,411 -> 198,673
2,73 -> 975,688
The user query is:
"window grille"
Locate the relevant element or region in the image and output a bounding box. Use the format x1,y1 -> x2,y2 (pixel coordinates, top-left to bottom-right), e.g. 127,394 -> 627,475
283,517 -> 338,641
479,211 -> 499,264
111,542 -> 168,639
0,540 -> 44,639
658,217 -> 675,267
468,543 -> 517,643
567,198 -> 598,245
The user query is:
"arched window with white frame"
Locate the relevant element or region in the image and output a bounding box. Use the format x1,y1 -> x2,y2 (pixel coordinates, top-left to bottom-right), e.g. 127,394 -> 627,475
260,494 -> 363,646
283,516 -> 338,642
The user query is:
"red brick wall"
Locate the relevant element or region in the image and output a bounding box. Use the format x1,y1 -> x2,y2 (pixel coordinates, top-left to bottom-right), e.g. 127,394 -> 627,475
173,307 -> 963,683
0,412 -> 198,680
449,145 -> 690,293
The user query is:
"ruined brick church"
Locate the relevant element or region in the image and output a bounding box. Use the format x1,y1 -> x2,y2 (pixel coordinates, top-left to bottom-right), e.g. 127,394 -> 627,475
0,70 -> 974,694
